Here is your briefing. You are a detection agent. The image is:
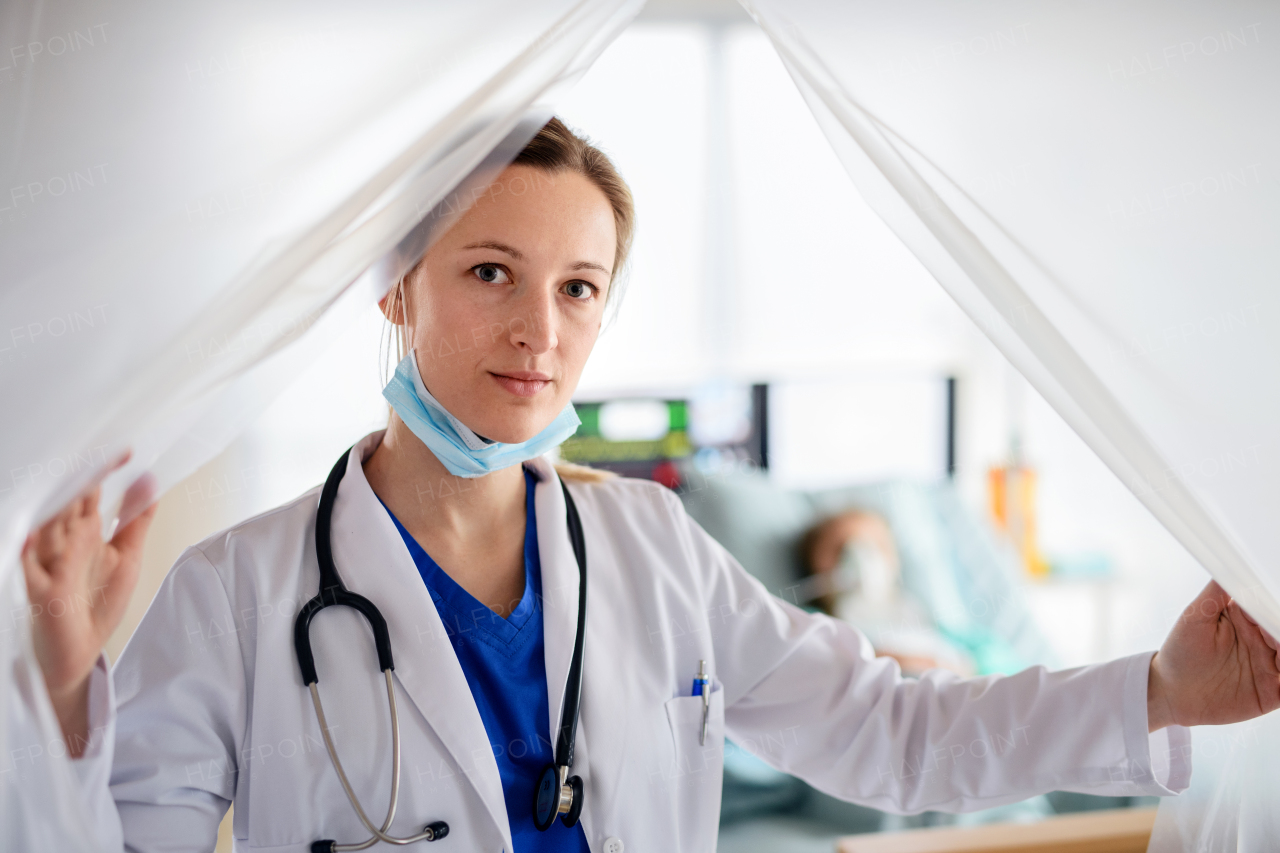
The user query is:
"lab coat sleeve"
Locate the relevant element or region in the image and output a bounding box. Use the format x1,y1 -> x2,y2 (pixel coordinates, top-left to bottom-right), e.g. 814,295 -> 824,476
659,490 -> 1192,814
70,653 -> 126,850
0,642 -> 124,853
108,545 -> 248,851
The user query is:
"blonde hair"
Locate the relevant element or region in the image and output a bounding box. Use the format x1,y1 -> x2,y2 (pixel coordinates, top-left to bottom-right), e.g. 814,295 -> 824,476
552,460 -> 617,483
512,116 -> 635,282
381,117 -> 635,371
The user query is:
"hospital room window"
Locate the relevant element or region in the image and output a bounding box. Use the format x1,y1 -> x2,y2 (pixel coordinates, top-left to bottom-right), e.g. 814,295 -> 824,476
557,22 -> 970,492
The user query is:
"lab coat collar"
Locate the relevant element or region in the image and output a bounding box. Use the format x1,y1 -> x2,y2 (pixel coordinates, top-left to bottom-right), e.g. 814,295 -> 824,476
328,434 -> 585,849
522,456 -> 583,775
330,431 -> 512,850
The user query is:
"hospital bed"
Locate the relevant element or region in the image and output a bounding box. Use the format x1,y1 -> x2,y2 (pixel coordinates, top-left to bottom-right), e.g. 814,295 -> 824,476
675,467 -> 1156,851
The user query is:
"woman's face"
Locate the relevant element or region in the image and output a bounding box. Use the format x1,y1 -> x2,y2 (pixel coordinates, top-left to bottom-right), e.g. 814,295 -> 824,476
388,164 -> 616,444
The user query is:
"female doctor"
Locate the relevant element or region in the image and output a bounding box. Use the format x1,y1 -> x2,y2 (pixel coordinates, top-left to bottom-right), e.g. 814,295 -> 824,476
22,118 -> 1280,853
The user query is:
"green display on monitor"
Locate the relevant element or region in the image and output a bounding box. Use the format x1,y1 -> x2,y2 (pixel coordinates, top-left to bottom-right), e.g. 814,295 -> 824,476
560,401 -> 692,464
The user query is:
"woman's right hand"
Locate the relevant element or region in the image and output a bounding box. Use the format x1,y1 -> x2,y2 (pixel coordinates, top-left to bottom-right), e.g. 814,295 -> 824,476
19,462 -> 157,757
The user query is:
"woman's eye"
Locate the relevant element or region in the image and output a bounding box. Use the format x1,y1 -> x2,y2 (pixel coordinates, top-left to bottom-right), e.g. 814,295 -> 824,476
472,263 -> 510,284
564,281 -> 595,300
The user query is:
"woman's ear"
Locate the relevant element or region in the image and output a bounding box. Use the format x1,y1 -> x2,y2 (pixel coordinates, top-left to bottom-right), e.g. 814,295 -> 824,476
378,278 -> 405,324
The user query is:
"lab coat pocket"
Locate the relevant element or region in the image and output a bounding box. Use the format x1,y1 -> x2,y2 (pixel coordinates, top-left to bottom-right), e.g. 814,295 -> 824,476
660,686 -> 725,799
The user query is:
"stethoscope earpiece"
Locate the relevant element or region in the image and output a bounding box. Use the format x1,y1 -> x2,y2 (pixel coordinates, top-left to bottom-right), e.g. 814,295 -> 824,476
310,823 -> 446,853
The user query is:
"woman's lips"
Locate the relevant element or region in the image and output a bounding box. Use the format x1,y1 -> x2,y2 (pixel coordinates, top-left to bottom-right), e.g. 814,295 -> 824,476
489,371 -> 550,398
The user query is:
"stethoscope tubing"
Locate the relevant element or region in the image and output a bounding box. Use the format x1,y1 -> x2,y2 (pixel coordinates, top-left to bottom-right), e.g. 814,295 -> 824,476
310,671 -> 428,850
295,447 -> 587,850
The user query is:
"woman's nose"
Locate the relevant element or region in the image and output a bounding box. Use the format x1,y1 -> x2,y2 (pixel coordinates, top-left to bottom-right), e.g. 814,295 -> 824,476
507,282 -> 558,355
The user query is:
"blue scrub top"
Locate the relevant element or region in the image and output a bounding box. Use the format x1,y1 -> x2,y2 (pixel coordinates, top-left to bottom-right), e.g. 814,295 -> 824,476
379,466 -> 590,853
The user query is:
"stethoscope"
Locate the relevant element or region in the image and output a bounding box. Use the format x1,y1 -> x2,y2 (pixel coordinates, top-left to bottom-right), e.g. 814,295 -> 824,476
294,448 -> 589,852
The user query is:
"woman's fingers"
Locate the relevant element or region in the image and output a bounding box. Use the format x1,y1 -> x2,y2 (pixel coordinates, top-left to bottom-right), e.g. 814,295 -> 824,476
1157,581 -> 1280,727
116,471 -> 158,532
1181,580 -> 1229,625
88,474 -> 158,629
56,487 -> 105,583
20,534 -> 52,598
1232,603 -> 1280,672
32,509 -> 69,567
23,453 -> 139,605
109,500 -> 157,569
26,450 -> 133,575
1226,597 -> 1279,655
1229,603 -> 1280,714
38,484 -> 101,555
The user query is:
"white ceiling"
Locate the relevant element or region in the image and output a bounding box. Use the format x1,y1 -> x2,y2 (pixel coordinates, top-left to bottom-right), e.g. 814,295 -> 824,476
635,0 -> 753,23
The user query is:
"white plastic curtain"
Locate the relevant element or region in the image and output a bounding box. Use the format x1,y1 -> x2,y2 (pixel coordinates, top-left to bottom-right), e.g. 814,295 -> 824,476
0,1 -> 640,846
742,1 -> 1280,849
4,0 -> 1278,849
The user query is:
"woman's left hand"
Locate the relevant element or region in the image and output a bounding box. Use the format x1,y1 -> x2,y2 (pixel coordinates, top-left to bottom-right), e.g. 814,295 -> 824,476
1148,580 -> 1280,732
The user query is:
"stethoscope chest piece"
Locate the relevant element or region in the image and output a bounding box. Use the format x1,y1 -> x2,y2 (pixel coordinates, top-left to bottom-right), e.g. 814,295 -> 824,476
533,764 -> 584,830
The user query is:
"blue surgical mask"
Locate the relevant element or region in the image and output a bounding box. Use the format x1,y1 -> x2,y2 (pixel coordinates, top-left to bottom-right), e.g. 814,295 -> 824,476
382,349 -> 581,478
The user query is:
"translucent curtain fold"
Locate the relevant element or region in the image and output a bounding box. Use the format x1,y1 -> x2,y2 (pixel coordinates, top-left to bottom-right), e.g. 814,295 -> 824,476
743,2 -> 1280,848
0,1 -> 640,845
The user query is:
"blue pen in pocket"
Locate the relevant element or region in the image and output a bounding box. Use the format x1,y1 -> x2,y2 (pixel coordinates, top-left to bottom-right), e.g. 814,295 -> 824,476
692,660 -> 709,746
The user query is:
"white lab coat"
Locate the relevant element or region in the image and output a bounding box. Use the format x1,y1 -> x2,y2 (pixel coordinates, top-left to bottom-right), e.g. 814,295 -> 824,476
72,430 -> 1188,853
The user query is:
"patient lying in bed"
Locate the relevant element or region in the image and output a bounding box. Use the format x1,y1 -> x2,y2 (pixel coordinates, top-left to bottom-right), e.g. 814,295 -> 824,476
800,509 -> 975,676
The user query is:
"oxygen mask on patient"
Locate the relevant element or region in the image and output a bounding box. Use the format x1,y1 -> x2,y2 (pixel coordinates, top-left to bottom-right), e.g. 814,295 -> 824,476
832,544 -> 925,643
383,349 -> 581,478
811,539 -> 975,677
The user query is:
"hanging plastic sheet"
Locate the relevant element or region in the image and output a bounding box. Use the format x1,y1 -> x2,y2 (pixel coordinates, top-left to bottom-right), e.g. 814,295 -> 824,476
742,1 -> 1280,848
0,1 -> 640,847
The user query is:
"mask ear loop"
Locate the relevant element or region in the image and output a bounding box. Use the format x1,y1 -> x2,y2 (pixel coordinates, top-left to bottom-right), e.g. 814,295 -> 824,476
380,271 -> 419,385
394,274 -> 407,364
379,274 -> 406,388
398,269 -> 420,364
